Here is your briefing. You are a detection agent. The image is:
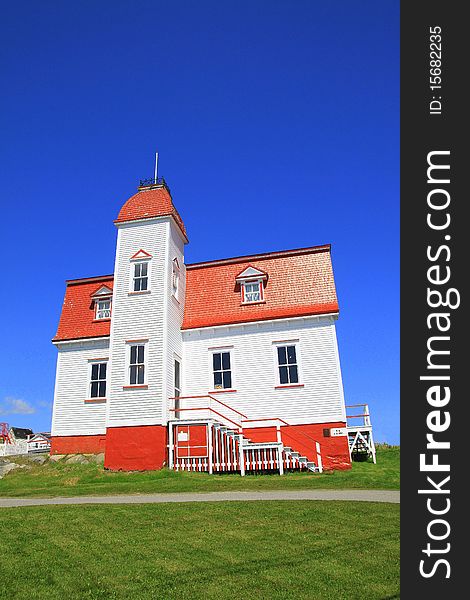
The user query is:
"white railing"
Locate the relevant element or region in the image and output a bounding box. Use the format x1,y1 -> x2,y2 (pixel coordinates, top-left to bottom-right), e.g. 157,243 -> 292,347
345,404 -> 371,427
169,395 -> 247,430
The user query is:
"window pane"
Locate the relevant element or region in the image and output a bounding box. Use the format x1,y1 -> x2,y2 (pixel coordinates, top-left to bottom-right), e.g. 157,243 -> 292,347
174,361 -> 180,389
223,371 -> 232,389
279,366 -> 289,384
141,277 -> 148,291
91,364 -> 99,381
134,278 -> 140,292
91,381 -> 99,397
287,346 -> 297,364
135,263 -> 141,277
99,363 -> 107,379
222,352 -> 231,370
141,262 -> 148,276
130,365 -> 137,385
137,345 -> 145,364
214,372 -> 223,388
130,346 -> 137,365
137,364 -> 145,384
99,381 -> 106,397
213,353 -> 221,371
277,346 -> 287,366
288,365 -> 298,384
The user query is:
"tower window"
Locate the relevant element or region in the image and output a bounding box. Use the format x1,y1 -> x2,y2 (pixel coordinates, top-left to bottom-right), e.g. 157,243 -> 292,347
129,344 -> 146,385
172,258 -> 180,299
133,261 -> 149,292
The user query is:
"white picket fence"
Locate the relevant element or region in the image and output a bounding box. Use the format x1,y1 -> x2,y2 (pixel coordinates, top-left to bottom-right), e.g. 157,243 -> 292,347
0,441 -> 29,457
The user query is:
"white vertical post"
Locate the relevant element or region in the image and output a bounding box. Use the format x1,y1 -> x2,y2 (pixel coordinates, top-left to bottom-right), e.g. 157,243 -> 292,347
316,441 -> 323,473
278,446 -> 284,475
276,423 -> 282,443
208,422 -> 213,474
154,151 -> 159,183
239,437 -> 245,476
168,423 -> 174,469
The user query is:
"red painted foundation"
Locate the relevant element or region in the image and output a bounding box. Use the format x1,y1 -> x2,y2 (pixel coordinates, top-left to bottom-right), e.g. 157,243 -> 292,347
50,434 -> 106,455
104,425 -> 167,471
243,422 -> 351,470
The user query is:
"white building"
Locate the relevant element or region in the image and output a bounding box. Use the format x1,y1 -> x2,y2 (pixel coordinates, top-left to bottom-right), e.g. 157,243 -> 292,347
51,179 -> 351,472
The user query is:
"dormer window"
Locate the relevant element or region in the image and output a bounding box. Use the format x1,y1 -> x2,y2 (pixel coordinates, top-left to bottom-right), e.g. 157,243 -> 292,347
90,285 -> 113,320
95,297 -> 112,320
236,266 -> 268,305
242,280 -> 262,303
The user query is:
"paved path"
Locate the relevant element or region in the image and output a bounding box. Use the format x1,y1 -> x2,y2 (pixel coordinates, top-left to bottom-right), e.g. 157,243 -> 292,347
0,489 -> 399,508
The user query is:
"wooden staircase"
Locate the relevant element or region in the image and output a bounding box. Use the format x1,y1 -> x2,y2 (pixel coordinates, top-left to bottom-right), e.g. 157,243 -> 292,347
346,404 -> 376,463
168,395 -> 323,476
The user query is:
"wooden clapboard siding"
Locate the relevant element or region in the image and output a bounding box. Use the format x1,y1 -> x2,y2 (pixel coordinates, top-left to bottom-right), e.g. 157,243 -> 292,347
51,338 -> 109,436
182,316 -> 346,425
106,218 -> 169,427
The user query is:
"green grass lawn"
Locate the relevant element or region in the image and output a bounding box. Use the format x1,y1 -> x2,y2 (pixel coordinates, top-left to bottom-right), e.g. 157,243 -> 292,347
0,501 -> 399,600
0,446 -> 399,498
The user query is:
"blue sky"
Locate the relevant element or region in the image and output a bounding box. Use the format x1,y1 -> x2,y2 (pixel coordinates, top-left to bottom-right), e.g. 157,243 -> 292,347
0,1 -> 399,443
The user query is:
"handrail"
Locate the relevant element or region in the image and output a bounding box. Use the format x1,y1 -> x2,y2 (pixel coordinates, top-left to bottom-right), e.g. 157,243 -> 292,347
169,394 -> 248,419
168,406 -> 242,431
346,414 -> 370,419
345,403 -> 369,409
241,417 -> 289,426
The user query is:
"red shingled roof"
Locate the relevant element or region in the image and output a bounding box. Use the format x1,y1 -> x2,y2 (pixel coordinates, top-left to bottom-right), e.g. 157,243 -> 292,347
53,276 -> 114,342
182,245 -> 338,330
115,185 -> 187,240
54,247 -> 338,340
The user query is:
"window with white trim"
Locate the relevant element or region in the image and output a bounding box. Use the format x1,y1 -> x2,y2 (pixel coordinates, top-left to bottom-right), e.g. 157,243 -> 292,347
129,344 -> 146,385
90,362 -> 107,398
242,280 -> 262,303
172,259 -> 180,299
133,261 -> 149,292
174,358 -> 181,398
212,351 -> 232,390
95,297 -> 112,320
276,344 -> 299,385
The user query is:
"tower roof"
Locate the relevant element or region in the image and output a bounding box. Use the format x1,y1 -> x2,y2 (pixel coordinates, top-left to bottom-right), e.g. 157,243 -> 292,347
115,183 -> 187,240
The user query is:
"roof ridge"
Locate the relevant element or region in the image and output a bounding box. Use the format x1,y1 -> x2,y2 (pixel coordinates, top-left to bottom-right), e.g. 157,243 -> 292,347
186,244 -> 331,270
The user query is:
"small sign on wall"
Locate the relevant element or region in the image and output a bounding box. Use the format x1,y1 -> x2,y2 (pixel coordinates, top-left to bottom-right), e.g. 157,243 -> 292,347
177,431 -> 189,442
330,427 -> 347,437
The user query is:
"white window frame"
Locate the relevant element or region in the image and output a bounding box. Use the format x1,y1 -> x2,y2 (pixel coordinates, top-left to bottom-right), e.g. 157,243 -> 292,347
88,359 -> 108,399
272,340 -> 302,387
129,259 -> 151,293
208,347 -> 235,391
126,341 -> 148,386
95,296 -> 112,320
174,355 -> 182,398
241,278 -> 264,304
172,258 -> 180,300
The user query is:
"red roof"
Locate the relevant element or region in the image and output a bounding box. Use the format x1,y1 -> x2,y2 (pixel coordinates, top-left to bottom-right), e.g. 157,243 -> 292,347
182,245 -> 338,330
115,185 -> 187,239
53,276 -> 114,342
54,246 -> 338,340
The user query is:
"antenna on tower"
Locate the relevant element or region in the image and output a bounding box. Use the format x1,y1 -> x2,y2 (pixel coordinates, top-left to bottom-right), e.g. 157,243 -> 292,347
154,151 -> 159,184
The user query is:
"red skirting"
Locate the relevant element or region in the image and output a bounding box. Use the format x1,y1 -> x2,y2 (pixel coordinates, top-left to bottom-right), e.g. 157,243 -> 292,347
243,421 -> 351,470
104,425 -> 167,471
50,434 -> 106,455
